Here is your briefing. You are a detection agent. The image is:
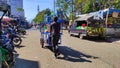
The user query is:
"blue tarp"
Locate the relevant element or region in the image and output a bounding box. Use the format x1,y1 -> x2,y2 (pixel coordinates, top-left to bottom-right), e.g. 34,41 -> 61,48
103,8 -> 120,15
57,19 -> 64,23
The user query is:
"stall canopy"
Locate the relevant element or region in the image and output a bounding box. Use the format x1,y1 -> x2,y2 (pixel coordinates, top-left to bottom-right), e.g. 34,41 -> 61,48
76,8 -> 120,21
103,8 -> 120,15
75,14 -> 94,21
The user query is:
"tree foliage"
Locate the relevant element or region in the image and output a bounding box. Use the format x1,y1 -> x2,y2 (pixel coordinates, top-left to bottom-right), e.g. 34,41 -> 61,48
56,0 -> 72,20
56,0 -> 120,20
33,0 -> 120,22
33,8 -> 51,23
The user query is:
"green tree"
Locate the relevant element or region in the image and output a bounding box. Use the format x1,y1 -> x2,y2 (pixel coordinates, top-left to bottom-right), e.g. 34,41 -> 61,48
33,8 -> 51,23
56,0 -> 72,20
75,0 -> 85,14
56,0 -> 120,20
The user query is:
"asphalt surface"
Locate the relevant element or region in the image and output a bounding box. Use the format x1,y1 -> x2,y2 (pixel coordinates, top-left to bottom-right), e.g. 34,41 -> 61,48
14,29 -> 120,68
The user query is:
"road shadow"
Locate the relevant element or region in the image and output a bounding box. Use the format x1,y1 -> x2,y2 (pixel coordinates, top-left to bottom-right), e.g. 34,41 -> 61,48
14,53 -> 19,58
85,36 -> 120,43
46,46 -> 98,62
84,36 -> 111,43
71,35 -> 106,42
15,58 -> 40,68
71,35 -> 120,43
107,37 -> 120,43
20,35 -> 26,38
15,45 -> 25,49
14,53 -> 40,68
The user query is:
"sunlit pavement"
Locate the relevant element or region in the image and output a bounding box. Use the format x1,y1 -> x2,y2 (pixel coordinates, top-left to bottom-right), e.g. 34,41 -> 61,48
14,29 -> 120,68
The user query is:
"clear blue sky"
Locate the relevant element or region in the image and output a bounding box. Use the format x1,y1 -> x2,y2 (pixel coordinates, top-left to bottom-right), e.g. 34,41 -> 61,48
23,0 -> 54,21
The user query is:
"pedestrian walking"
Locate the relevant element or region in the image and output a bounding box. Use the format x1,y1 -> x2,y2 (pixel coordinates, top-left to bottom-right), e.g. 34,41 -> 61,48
50,16 -> 61,58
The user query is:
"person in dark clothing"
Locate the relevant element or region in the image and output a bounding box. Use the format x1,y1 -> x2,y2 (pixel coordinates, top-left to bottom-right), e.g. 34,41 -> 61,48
50,16 -> 61,58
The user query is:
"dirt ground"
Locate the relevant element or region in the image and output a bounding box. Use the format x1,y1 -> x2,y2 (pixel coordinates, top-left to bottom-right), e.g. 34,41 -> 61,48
14,29 -> 120,68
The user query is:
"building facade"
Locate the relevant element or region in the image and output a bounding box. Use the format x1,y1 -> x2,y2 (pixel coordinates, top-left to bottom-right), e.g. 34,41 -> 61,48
7,0 -> 25,18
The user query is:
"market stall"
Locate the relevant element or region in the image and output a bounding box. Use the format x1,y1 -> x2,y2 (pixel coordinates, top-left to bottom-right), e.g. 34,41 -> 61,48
69,8 -> 120,39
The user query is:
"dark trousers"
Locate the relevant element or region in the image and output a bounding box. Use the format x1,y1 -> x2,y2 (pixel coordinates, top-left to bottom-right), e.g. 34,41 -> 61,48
51,34 -> 60,53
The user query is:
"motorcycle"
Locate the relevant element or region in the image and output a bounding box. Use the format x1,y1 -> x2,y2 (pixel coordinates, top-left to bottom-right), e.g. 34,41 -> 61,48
0,3 -> 15,67
7,27 -> 22,46
1,33 -> 15,51
0,46 -> 14,68
10,33 -> 22,46
1,33 -> 15,68
19,28 -> 26,35
15,25 -> 26,35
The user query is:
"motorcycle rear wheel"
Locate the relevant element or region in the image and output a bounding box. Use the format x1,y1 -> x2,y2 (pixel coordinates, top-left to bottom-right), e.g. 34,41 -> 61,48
12,36 -> 22,46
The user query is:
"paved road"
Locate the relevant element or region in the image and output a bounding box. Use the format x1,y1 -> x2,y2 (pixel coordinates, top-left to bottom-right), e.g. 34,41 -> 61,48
14,30 -> 120,68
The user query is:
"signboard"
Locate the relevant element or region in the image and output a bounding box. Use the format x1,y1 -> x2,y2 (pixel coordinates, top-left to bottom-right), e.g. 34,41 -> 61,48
9,0 -> 24,17
17,8 -> 23,11
112,12 -> 119,18
93,11 -> 104,20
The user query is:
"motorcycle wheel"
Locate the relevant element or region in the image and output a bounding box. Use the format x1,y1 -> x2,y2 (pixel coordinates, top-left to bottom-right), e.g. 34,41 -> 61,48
22,31 -> 26,35
12,36 -> 22,46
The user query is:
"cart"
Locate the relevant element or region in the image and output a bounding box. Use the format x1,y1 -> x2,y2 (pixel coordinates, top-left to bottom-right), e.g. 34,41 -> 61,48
40,23 -> 62,48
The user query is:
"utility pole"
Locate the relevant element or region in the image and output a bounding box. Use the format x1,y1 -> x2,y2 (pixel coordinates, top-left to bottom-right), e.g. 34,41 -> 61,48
37,5 -> 40,13
54,0 -> 55,13
72,0 -> 74,21
36,5 -> 40,24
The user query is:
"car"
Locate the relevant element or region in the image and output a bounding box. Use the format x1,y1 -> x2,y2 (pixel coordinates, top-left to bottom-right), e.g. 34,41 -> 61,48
68,21 -> 87,39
